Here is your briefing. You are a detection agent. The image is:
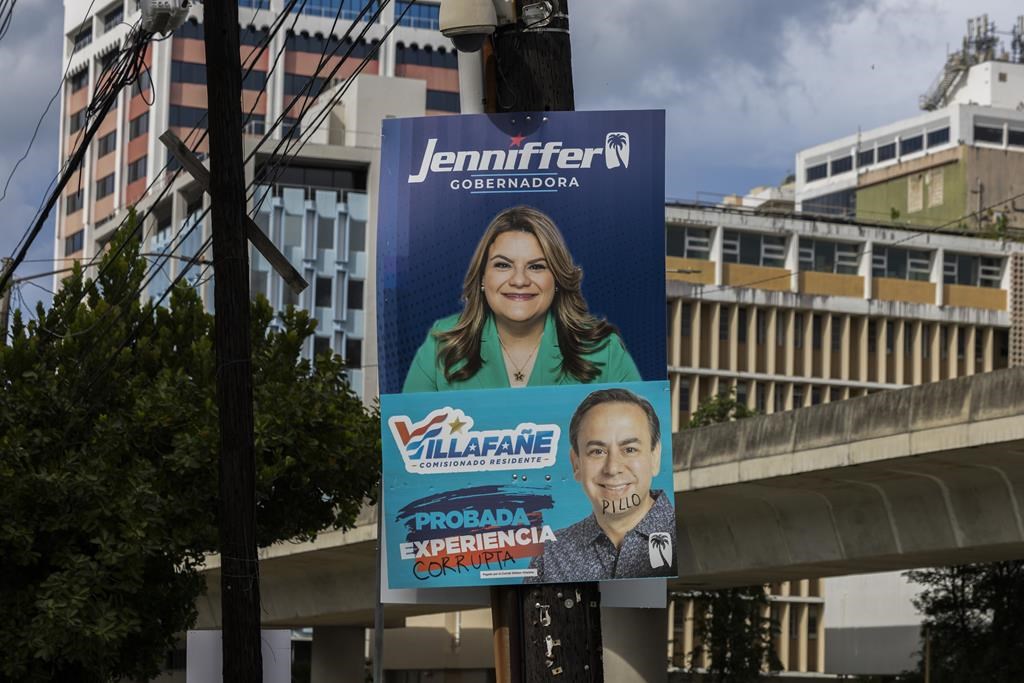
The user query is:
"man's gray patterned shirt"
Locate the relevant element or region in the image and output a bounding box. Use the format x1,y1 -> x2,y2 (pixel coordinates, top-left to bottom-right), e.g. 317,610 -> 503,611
526,490 -> 676,582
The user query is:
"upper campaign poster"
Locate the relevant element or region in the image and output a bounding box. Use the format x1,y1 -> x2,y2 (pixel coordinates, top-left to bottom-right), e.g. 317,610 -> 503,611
377,110 -> 673,588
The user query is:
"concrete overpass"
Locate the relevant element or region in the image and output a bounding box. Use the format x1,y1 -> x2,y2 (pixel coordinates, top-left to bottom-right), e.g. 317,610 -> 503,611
194,367 -> 1024,677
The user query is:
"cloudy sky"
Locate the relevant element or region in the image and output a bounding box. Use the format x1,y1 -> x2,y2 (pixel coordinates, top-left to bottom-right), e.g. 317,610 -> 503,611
1,0 -> 1022,314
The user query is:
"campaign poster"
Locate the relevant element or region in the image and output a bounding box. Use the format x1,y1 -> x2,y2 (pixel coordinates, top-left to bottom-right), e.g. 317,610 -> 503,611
377,110 -> 674,588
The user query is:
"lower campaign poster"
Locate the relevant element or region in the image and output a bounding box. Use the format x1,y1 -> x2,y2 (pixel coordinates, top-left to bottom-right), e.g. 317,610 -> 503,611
382,381 -> 675,588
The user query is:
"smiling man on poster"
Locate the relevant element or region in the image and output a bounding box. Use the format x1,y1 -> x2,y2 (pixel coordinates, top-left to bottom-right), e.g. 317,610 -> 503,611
527,388 -> 676,582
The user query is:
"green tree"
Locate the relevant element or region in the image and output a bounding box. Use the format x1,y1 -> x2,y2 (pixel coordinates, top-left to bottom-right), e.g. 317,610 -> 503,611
684,390 -> 779,681
0,225 -> 380,682
903,561 -> 1024,682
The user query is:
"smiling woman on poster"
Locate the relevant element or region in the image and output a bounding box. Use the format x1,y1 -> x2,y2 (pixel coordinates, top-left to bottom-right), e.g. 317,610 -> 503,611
402,205 -> 640,392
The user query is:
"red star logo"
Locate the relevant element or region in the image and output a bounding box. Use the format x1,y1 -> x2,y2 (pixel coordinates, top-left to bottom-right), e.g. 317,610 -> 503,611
509,134 -> 526,147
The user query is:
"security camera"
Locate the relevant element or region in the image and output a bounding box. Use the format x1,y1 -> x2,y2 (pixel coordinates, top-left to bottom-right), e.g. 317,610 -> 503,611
440,0 -> 497,52
140,0 -> 191,36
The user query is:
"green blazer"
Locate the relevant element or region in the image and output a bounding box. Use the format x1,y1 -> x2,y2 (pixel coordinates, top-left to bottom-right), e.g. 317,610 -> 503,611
402,313 -> 641,393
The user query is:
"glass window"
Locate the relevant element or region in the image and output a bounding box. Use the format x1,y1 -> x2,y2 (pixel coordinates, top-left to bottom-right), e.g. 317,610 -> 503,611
313,335 -> 331,358
127,156 -> 147,183
877,142 -> 896,162
927,127 -> 950,147
805,162 -> 827,182
239,0 -> 271,8
240,25 -> 270,46
345,338 -> 363,367
943,253 -> 1003,288
64,229 -> 85,256
974,125 -> 1003,144
317,216 -> 335,250
666,225 -> 710,259
723,231 -> 786,268
169,105 -> 208,129
73,26 -> 92,52
830,156 -> 853,175
171,60 -> 206,85
899,135 -> 923,155
243,69 -> 266,91
177,19 -> 204,40
1008,129 -> 1024,147
426,89 -> 460,112
104,5 -> 123,31
129,112 -> 148,139
397,1 -> 440,29
315,277 -> 332,308
347,279 -> 364,310
349,219 -> 366,252
70,69 -> 89,93
97,131 -> 117,157
65,189 -> 84,215
857,148 -> 874,167
799,238 -> 859,275
68,108 -> 88,134
873,246 -> 931,281
95,173 -> 115,199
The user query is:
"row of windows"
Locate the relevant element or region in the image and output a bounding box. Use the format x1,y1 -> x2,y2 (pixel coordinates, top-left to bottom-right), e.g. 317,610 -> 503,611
298,0 -> 382,21
71,69 -> 89,93
170,60 -> 269,91
974,124 -> 1024,147
396,42 -> 458,68
396,1 -> 440,29
284,32 -> 377,58
426,89 -> 460,112
666,226 -> 1005,286
806,127 -> 952,182
253,162 -> 368,191
177,19 -> 269,45
313,276 -> 365,310
312,336 -> 363,367
169,105 -> 208,129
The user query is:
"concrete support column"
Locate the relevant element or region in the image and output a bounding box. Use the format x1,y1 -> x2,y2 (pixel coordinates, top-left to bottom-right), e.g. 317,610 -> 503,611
966,325 -> 978,375
802,312 -> 813,377
690,303 -> 702,370
682,599 -> 695,667
822,314 -> 833,379
766,309 -> 778,375
912,321 -> 924,384
796,603 -> 809,673
766,381 -> 776,415
857,317 -> 869,382
894,320 -> 906,384
746,307 -> 758,372
312,626 -> 365,683
778,602 -> 790,669
602,607 -> 668,683
783,382 -> 794,412
983,326 -> 995,372
930,323 -> 942,380
689,377 -> 701,416
838,315 -> 850,381
948,325 -> 959,379
709,303 -> 722,372
877,319 -> 888,383
816,604 -> 826,674
670,299 -> 683,367
666,599 -> 677,667
784,311 -> 796,377
728,304 -> 739,371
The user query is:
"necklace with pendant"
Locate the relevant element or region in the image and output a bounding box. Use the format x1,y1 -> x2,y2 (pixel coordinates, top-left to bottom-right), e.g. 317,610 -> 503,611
497,333 -> 542,385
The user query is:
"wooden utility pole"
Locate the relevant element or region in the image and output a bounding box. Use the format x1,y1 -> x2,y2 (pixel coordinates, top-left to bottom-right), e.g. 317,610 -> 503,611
0,258 -> 11,345
202,2 -> 263,681
486,2 -> 603,681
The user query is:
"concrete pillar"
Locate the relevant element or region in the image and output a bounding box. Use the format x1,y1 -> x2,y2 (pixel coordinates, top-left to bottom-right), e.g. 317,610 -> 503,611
709,303 -> 721,372
857,317 -> 869,382
983,327 -> 995,372
838,315 -> 850,381
822,314 -> 833,379
766,309 -> 778,375
894,320 -> 906,384
948,325 -> 959,379
966,325 -> 978,375
689,376 -> 701,416
816,604 -> 826,674
784,311 -> 796,377
690,303 -> 702,370
746,307 -> 758,373
666,598 -> 677,667
912,321 -> 924,385
877,319 -> 888,384
728,304 -> 739,371
783,382 -> 794,412
682,599 -> 695,667
778,602 -> 790,669
670,299 -> 682,367
796,603 -> 809,673
602,607 -> 668,683
802,311 -> 813,378
930,323 -> 942,381
312,626 -> 365,683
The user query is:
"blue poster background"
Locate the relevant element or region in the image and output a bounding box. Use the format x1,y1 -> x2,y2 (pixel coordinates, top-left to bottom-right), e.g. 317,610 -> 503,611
377,110 -> 667,393
382,381 -> 673,588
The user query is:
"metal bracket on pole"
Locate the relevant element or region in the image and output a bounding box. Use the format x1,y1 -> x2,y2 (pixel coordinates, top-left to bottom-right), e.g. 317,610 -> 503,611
158,130 -> 309,295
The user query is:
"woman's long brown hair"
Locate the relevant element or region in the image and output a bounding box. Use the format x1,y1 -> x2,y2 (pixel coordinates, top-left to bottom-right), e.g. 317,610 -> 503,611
435,206 -> 621,383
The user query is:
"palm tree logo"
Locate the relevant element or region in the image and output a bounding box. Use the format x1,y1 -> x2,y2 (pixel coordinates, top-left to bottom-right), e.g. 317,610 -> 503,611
648,532 -> 672,569
605,132 -> 630,169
